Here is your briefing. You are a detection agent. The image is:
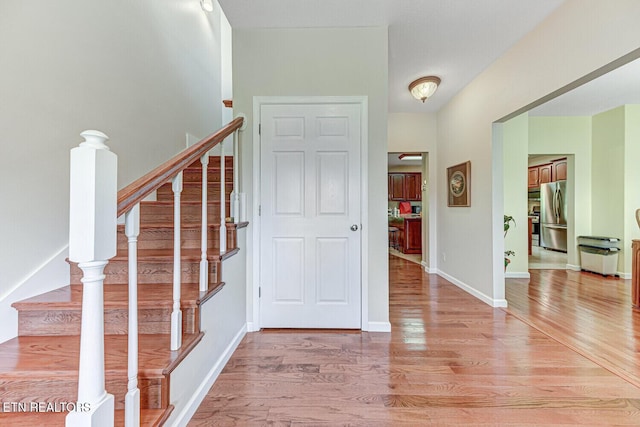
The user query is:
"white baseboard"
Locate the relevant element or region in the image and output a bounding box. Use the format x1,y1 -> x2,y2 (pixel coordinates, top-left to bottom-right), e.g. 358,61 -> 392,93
366,321 -> 391,332
437,269 -> 508,308
420,261 -> 435,274
0,246 -> 70,344
566,264 -> 581,271
246,321 -> 260,332
169,324 -> 247,427
505,271 -> 530,279
618,272 -> 631,279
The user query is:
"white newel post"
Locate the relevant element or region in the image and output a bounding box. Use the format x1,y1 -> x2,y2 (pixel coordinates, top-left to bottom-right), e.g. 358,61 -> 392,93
219,141 -> 227,254
199,155 -> 209,292
66,130 -> 116,427
230,130 -> 240,224
171,172 -> 183,351
124,204 -> 140,427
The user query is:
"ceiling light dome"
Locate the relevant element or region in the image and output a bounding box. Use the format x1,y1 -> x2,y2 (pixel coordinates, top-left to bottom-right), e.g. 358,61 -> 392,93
409,76 -> 441,103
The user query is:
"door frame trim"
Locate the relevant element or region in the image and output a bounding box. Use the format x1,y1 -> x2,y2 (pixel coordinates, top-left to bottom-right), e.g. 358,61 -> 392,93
251,96 -> 369,330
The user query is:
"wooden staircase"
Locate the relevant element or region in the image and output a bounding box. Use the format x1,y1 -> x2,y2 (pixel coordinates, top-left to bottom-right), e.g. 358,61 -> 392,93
0,156 -> 242,426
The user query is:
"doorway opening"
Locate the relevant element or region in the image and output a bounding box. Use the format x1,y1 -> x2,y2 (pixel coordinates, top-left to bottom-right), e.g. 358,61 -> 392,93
387,152 -> 426,266
527,154 -> 569,270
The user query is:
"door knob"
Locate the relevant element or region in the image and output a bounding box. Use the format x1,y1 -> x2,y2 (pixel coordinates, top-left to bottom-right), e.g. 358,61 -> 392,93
350,224 -> 359,231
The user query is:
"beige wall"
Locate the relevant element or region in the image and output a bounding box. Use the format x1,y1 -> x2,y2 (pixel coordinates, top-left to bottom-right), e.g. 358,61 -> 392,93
0,0 -> 225,342
529,116 -> 592,268
503,113 -> 529,276
592,107 -> 626,270
233,27 -> 389,328
436,0 -> 640,305
624,106 -> 640,274
388,113 -> 438,270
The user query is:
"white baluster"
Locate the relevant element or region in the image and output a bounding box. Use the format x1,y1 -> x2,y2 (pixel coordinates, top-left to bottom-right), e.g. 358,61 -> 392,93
231,130 -> 240,224
220,142 -> 227,254
199,155 -> 209,292
66,130 -> 116,427
171,172 -> 183,351
124,204 -> 140,427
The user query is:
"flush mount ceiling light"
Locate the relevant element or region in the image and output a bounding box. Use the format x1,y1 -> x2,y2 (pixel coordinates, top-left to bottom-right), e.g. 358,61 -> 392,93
409,76 -> 441,103
200,0 -> 214,12
399,153 -> 422,161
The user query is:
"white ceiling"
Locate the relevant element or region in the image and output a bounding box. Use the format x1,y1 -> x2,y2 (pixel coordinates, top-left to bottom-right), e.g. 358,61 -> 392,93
218,0 -> 565,113
388,153 -> 422,168
529,57 -> 640,117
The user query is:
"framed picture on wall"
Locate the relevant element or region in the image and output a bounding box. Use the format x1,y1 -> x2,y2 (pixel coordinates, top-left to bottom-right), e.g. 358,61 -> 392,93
447,161 -> 471,207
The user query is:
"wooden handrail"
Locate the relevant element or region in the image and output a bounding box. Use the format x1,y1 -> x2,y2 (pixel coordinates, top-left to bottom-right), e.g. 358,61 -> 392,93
117,117 -> 244,216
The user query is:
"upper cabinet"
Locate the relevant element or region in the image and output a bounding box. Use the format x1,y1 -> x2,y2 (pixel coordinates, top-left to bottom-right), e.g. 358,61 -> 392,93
389,173 -> 406,200
552,158 -> 567,181
388,172 -> 421,201
528,163 -> 552,188
404,173 -> 422,201
528,158 -> 566,188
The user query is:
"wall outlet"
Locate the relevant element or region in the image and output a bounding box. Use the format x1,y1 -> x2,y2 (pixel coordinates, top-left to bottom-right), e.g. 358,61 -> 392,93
442,252 -> 446,262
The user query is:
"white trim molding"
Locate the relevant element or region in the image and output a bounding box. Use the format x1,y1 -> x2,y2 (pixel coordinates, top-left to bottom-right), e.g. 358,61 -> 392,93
366,322 -> 392,332
170,325 -> 247,427
421,261 -> 436,274
251,96 -> 370,331
505,271 -> 530,279
437,270 -> 508,308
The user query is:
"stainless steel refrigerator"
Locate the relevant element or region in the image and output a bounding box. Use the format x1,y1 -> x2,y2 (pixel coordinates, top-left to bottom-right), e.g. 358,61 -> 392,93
539,180 -> 567,252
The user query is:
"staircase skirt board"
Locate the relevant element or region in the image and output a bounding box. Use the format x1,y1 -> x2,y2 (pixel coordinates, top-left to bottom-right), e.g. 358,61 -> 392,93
0,155 -> 243,425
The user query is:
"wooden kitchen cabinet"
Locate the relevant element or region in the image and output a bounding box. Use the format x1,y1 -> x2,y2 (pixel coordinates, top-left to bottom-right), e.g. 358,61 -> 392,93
552,158 -> 567,181
388,173 -> 421,201
403,217 -> 422,254
404,173 -> 421,201
389,173 -> 405,200
389,216 -> 422,254
528,163 -> 552,188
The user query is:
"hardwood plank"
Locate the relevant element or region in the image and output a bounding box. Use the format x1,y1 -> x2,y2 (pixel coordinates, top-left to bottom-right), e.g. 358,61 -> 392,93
506,269 -> 640,388
0,333 -> 202,410
189,256 -> 640,425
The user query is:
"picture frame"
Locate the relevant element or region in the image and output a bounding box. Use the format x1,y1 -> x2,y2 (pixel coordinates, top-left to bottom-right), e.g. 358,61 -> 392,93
447,161 -> 471,207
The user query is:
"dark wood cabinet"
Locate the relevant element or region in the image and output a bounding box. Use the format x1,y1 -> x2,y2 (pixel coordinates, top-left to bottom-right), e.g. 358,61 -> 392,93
389,216 -> 422,254
404,173 -> 421,201
403,217 -> 422,254
389,174 -> 406,200
388,173 -> 421,201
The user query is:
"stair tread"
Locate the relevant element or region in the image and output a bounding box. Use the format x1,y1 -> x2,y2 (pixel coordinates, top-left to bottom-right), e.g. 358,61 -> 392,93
0,408 -> 169,426
13,283 -> 215,309
141,200 -> 223,206
0,333 -> 202,378
111,247 -> 223,261
117,220 -> 235,229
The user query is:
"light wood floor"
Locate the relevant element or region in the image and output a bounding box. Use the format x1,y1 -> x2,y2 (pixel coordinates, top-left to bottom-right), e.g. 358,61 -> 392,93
506,269 -> 640,388
190,257 -> 640,426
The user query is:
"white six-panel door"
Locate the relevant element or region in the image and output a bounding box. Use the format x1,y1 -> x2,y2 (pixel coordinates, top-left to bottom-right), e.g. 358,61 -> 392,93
260,103 -> 361,328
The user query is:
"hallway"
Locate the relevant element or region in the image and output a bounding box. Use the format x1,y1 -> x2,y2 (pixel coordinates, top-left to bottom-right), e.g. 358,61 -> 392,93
189,256 -> 640,425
